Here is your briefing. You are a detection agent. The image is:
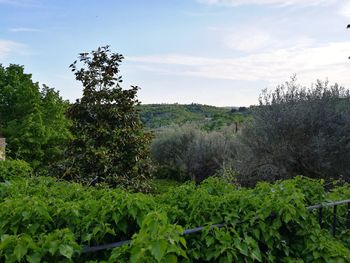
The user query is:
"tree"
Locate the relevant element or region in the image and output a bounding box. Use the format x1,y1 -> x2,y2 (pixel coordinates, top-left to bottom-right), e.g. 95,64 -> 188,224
40,85 -> 73,166
151,124 -> 236,182
234,78 -> 350,185
0,64 -> 71,170
64,46 -> 152,191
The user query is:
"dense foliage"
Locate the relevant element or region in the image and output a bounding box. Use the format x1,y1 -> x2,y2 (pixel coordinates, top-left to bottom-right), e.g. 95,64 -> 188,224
0,160 -> 32,182
151,125 -> 237,182
62,46 -> 152,191
0,171 -> 349,262
235,78 -> 350,185
0,64 -> 71,170
2,52 -> 350,263
139,104 -> 248,131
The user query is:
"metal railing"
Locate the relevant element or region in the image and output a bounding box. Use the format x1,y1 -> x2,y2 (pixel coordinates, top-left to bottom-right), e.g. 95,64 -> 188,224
307,199 -> 350,237
82,199 -> 350,254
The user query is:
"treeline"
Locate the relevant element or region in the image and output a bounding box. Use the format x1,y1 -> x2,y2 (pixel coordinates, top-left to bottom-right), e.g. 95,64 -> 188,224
151,78 -> 350,185
138,103 -> 249,131
1,48 -> 350,190
0,47 -> 153,192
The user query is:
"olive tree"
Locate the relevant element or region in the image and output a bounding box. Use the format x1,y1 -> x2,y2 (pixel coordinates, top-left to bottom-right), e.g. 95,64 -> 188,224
235,78 -> 350,185
151,124 -> 237,182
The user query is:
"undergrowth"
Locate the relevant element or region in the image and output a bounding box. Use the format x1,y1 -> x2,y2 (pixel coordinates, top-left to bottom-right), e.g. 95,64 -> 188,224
0,168 -> 349,262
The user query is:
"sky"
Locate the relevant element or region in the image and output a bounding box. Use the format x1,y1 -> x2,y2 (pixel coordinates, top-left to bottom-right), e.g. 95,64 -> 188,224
1,0 -> 350,106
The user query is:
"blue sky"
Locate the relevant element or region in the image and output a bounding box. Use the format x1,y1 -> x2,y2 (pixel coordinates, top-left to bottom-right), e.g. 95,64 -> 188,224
1,0 -> 350,106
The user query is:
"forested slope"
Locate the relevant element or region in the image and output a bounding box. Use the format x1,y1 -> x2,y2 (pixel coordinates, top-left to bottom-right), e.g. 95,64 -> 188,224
138,104 -> 250,130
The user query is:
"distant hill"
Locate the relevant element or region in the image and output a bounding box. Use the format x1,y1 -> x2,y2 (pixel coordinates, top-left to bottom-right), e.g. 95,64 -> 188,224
138,103 -> 250,130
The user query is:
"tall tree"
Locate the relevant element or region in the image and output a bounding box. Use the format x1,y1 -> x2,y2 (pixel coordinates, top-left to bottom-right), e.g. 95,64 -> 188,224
64,46 -> 152,191
0,64 -> 71,169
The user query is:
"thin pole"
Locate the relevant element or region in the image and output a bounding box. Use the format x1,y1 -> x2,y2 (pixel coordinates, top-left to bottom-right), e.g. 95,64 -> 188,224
318,207 -> 323,228
332,205 -> 337,237
347,203 -> 350,229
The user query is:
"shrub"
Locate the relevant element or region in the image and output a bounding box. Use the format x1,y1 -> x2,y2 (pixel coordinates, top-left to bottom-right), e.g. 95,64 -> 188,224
0,160 -> 32,182
0,175 -> 349,262
151,125 -> 236,182
234,78 -> 350,185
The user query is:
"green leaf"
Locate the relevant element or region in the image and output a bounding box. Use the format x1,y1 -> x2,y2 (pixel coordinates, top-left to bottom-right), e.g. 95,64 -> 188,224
179,237 -> 187,248
48,240 -> 59,255
26,253 -> 41,263
150,240 -> 167,262
14,243 -> 27,261
164,254 -> 178,263
59,244 -> 74,259
251,248 -> 262,262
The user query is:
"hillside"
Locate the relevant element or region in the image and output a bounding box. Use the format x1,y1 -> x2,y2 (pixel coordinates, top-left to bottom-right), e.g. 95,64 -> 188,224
138,103 -> 250,130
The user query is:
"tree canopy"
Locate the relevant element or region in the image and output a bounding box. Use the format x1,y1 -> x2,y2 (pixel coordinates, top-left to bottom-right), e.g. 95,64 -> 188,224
0,64 -> 71,170
235,78 -> 350,185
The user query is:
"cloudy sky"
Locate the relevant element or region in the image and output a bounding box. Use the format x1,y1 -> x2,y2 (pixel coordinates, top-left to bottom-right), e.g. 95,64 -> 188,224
1,0 -> 350,106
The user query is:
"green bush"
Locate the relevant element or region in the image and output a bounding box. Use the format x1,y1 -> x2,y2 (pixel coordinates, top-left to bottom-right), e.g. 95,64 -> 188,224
279,176 -> 326,205
129,212 -> 187,263
151,125 -> 237,183
0,175 -> 349,262
149,179 -> 182,194
0,160 -> 32,182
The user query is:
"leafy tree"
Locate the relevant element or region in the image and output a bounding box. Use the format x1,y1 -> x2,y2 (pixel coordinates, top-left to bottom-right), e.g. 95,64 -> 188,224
64,46 -> 152,191
151,124 -> 236,182
234,78 -> 350,185
0,64 -> 71,170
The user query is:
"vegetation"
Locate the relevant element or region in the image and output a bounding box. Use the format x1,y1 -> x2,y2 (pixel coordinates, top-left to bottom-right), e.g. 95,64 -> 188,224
234,78 -> 350,185
62,46 -> 152,191
138,103 -> 249,131
0,160 -> 32,182
0,64 -> 71,170
1,48 -> 350,262
149,179 -> 182,194
0,172 -> 349,262
151,125 -> 237,183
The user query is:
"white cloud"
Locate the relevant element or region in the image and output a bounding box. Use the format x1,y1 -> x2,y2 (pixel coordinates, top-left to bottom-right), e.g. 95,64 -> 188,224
210,26 -> 315,52
128,41 -> 350,87
182,10 -> 226,16
9,27 -> 41,32
339,2 -> 350,17
0,40 -> 25,59
197,0 -> 336,7
223,31 -> 273,52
